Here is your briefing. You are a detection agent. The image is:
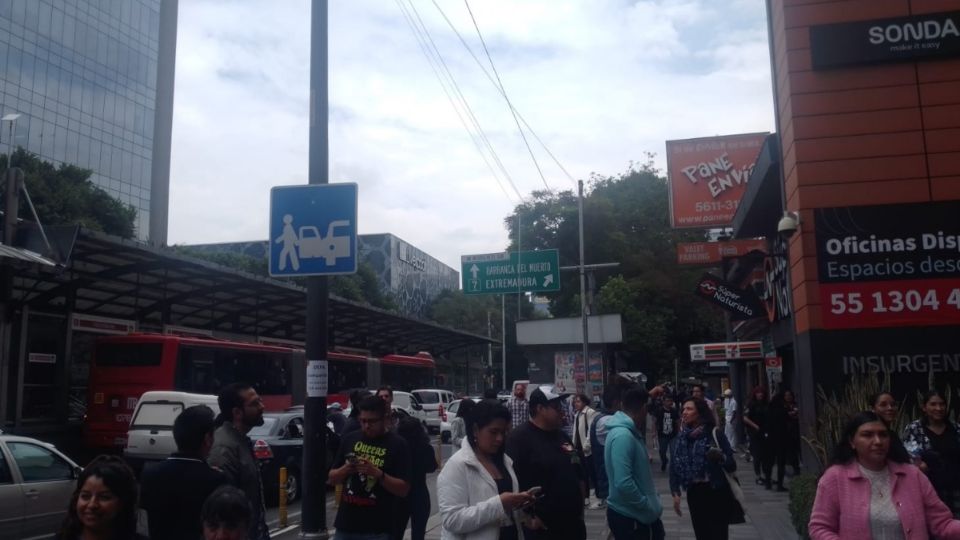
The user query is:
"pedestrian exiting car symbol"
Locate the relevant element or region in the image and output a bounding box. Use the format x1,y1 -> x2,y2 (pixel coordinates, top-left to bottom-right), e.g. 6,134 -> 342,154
275,214 -> 352,270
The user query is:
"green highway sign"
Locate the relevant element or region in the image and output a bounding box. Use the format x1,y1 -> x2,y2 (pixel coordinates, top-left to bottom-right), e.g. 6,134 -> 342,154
461,249 -> 561,295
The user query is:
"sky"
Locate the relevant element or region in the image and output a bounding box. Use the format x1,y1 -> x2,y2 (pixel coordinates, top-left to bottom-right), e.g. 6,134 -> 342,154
167,0 -> 776,271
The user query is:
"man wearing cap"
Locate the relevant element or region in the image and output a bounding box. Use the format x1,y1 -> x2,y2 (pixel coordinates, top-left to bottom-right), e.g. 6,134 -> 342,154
722,388 -> 738,449
506,385 -> 587,540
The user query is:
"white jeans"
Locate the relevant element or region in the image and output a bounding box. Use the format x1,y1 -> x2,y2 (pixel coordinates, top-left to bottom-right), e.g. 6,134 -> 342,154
725,421 -> 737,449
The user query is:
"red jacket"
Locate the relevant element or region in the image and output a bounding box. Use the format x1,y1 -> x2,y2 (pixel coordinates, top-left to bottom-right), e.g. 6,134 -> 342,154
809,460 -> 960,540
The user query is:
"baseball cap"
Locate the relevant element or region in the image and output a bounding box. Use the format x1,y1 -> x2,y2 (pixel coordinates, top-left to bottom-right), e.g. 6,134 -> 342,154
529,385 -> 566,409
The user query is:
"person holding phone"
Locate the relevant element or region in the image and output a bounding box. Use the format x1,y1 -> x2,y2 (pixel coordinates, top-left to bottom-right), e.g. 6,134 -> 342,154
506,386 -> 587,540
328,395 -> 411,540
438,399 -> 534,540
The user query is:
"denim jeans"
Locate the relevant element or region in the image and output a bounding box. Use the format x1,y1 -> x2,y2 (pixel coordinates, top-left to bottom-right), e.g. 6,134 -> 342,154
606,508 -> 665,540
333,532 -> 391,540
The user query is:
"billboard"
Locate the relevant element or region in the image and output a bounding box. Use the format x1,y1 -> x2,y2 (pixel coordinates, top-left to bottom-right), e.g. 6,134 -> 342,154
666,133 -> 768,229
815,201 -> 960,329
676,239 -> 767,265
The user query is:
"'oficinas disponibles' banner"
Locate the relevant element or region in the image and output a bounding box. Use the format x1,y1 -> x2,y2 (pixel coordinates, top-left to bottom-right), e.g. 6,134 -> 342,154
815,201 -> 960,329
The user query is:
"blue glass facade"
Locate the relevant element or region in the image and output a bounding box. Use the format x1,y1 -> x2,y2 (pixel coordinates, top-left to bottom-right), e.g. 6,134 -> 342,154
0,0 -> 167,239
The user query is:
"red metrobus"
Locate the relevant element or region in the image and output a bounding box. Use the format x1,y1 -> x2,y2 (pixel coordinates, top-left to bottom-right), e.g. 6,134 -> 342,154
83,333 -> 436,450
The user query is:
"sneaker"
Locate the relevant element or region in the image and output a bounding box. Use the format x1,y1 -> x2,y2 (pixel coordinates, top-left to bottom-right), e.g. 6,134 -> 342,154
584,498 -> 590,507
589,499 -> 606,510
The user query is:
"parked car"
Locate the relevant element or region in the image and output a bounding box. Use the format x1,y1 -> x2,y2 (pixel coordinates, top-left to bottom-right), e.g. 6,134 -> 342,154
393,391 -> 429,427
0,434 -> 81,540
440,397 -> 482,443
123,391 -> 219,474
248,411 -> 338,505
411,389 -> 457,433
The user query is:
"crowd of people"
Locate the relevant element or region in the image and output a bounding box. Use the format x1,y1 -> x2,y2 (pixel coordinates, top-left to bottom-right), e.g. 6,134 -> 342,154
51,377 -> 960,540
56,382 -> 271,540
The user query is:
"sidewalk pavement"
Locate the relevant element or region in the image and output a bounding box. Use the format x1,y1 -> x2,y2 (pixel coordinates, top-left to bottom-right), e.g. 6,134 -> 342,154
420,446 -> 799,540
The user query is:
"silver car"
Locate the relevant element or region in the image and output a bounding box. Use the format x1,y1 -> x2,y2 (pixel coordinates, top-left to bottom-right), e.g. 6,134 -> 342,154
0,435 -> 80,540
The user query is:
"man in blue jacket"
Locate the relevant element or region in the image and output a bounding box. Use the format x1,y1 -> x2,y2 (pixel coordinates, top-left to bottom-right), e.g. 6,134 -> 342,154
604,387 -> 665,540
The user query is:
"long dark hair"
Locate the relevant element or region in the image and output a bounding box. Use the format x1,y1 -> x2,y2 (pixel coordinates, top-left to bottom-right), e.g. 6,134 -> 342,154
869,391 -> 895,409
467,399 -> 511,452
682,398 -> 715,429
747,385 -> 768,407
831,411 -> 909,465
456,398 -> 476,419
58,455 -> 139,540
397,415 -> 429,448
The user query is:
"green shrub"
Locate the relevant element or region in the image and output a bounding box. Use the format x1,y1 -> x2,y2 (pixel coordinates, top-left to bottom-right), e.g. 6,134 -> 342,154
789,473 -> 819,539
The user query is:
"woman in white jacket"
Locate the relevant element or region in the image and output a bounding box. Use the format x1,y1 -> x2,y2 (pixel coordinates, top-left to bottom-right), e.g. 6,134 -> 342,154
438,400 -> 536,540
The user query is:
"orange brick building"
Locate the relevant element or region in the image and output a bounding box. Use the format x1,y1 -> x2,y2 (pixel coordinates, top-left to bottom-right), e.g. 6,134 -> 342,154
733,1 -> 960,423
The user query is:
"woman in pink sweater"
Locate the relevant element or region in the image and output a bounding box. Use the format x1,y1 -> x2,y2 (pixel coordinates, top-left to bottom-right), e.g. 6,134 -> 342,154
809,411 -> 960,540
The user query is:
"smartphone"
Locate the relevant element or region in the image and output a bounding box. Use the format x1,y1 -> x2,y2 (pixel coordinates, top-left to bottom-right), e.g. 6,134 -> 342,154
528,486 -> 543,498
345,452 -> 359,465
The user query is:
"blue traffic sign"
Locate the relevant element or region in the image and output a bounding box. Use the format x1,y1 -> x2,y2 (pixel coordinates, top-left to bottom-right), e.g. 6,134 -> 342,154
269,183 -> 358,277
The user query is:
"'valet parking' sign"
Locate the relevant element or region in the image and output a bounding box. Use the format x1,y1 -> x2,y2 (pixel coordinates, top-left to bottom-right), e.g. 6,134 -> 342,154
810,11 -> 960,69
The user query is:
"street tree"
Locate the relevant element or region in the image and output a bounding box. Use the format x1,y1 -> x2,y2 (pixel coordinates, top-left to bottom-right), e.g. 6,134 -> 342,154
3,148 -> 137,238
504,158 -> 725,379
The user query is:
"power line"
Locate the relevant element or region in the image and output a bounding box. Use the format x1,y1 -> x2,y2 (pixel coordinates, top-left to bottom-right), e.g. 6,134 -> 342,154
463,0 -> 552,193
430,0 -> 578,189
393,0 -> 516,203
398,0 -> 525,202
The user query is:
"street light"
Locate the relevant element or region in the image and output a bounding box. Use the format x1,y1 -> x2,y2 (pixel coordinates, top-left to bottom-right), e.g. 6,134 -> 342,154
2,113 -> 20,168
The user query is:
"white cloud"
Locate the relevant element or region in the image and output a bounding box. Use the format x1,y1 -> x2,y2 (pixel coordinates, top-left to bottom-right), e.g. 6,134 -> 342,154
168,0 -> 775,269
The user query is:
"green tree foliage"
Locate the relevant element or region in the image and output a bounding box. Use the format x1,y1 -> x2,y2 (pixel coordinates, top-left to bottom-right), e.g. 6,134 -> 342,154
504,158 -> 725,379
427,289 -> 501,336
3,148 -> 137,238
172,245 -> 398,312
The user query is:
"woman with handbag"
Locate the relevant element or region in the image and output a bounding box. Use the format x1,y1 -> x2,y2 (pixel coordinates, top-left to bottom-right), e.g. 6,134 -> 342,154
670,397 -> 741,540
809,411 -> 960,540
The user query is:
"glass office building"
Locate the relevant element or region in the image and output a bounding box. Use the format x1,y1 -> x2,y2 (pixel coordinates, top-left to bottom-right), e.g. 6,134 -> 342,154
0,0 -> 176,242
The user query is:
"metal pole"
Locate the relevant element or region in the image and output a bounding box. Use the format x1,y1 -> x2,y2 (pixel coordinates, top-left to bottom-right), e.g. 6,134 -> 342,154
516,212 -> 521,319
501,295 -> 507,390
487,310 -> 492,388
578,180 -> 589,391
302,1 -> 329,538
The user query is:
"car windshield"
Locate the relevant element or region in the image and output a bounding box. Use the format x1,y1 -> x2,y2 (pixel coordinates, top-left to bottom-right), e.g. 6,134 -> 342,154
132,402 -> 184,428
248,417 -> 279,437
413,391 -> 439,404
448,401 -> 460,414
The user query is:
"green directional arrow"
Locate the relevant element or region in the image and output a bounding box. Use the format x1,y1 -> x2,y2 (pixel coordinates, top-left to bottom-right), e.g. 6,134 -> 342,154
461,249 -> 561,295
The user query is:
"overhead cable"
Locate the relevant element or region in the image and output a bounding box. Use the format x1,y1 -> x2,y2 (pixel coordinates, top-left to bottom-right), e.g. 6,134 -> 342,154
394,0 -> 516,203
463,0 -> 552,193
431,0 -> 578,189
399,0 -> 525,201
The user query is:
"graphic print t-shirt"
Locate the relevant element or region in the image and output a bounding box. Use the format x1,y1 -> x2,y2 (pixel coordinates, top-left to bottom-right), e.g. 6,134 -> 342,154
332,430 -> 410,534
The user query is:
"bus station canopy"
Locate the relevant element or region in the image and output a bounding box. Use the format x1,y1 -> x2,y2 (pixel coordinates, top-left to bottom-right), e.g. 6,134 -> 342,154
10,227 -> 497,355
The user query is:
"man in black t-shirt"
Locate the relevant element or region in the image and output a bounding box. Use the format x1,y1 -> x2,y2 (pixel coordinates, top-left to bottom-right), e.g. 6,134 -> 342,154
328,395 -> 411,540
653,395 -> 680,472
506,385 -> 586,540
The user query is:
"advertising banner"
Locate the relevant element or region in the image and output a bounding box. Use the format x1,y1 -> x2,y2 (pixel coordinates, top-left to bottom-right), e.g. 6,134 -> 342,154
676,239 -> 767,265
554,352 -> 578,394
666,133 -> 768,229
694,273 -> 764,321
808,327 -> 960,399
815,201 -> 960,329
810,11 -> 960,70
690,341 -> 764,362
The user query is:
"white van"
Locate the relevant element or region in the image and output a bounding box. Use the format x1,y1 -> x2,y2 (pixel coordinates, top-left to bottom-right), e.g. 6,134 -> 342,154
123,391 -> 219,472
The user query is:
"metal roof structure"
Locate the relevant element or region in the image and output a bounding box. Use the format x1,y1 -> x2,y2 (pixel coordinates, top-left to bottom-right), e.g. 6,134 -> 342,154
11,228 -> 496,355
